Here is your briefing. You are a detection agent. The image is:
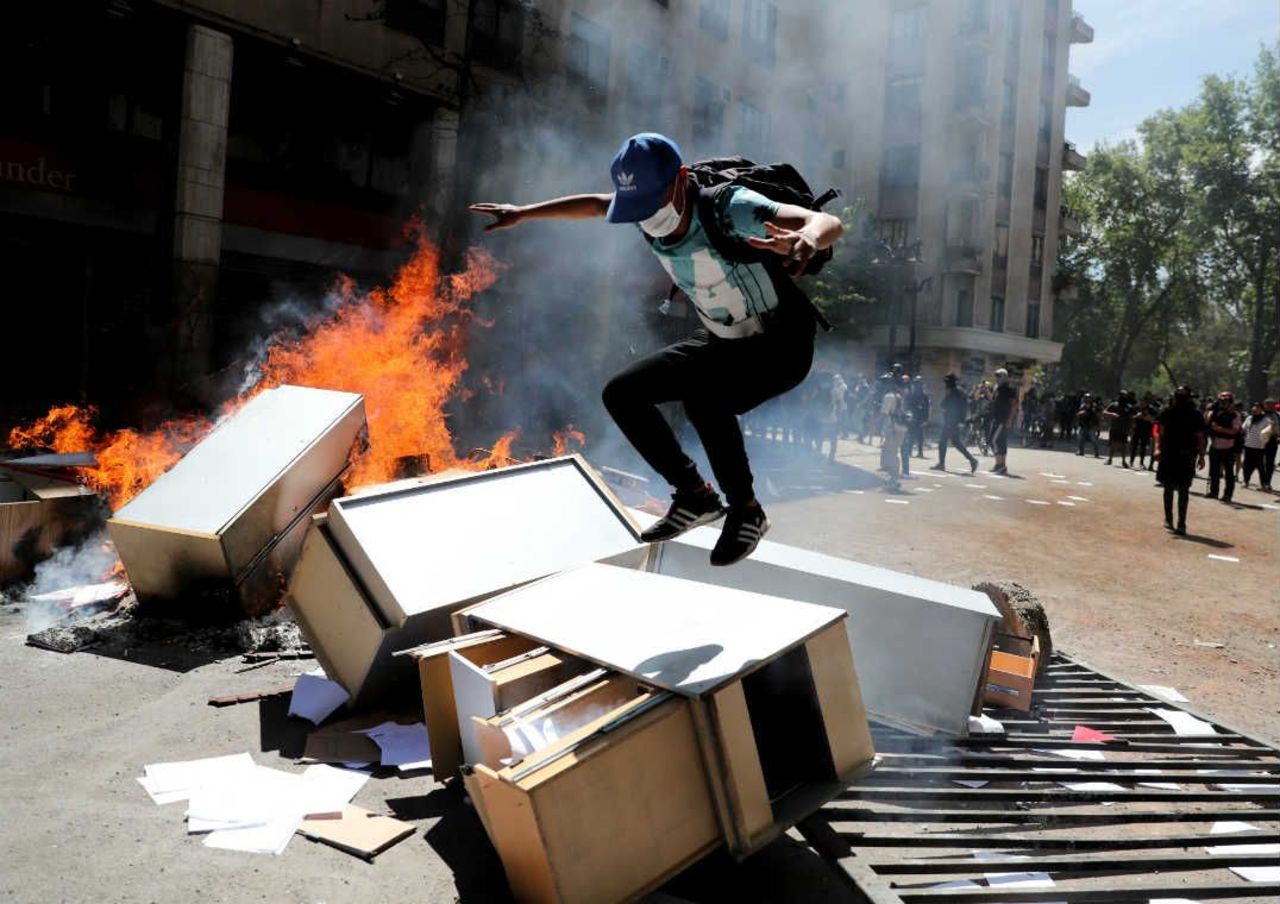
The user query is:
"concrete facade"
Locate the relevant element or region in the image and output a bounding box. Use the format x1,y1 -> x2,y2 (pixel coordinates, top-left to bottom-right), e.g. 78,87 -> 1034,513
830,0 -> 1092,388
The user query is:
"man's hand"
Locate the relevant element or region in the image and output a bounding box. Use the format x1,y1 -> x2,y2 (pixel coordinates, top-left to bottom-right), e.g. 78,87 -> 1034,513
747,221 -> 820,275
1197,454 -> 1206,470
469,203 -> 525,233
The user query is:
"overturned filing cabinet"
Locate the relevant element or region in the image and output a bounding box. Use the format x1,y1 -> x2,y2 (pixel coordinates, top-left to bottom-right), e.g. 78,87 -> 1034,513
286,457 -> 646,705
635,512 -> 1000,736
458,563 -> 876,904
107,386 -> 366,616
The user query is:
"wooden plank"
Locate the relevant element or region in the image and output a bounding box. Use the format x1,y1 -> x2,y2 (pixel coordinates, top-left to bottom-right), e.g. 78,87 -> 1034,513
873,853 -> 1280,874
821,805 -> 1280,824
806,622 -> 876,778
835,832 -> 1280,851
710,682 -> 773,846
841,786 -> 1280,802
897,885 -> 1280,902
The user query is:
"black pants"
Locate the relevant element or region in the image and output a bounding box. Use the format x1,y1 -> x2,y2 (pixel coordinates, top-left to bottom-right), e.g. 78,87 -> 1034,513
1163,485 -> 1189,529
1077,426 -> 1099,456
602,322 -> 814,509
1243,447 -> 1266,485
938,422 -> 975,468
1208,447 -> 1235,500
908,422 -> 925,457
1130,432 -> 1151,464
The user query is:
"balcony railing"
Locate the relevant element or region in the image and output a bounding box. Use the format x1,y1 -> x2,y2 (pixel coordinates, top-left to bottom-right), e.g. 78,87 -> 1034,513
1063,140 -> 1087,171
1070,11 -> 1094,44
945,243 -> 984,274
1066,74 -> 1091,107
1059,205 -> 1082,236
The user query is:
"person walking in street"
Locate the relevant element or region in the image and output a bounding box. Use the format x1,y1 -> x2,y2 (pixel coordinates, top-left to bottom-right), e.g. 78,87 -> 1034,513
879,374 -> 907,489
1103,390 -> 1137,467
1263,399 -> 1279,491
1205,391 -> 1242,502
988,368 -> 1018,475
1155,386 -> 1207,536
1130,394 -> 1159,470
907,376 -> 930,458
1242,401 -> 1274,489
931,373 -> 978,474
470,132 -> 844,565
1076,393 -> 1101,457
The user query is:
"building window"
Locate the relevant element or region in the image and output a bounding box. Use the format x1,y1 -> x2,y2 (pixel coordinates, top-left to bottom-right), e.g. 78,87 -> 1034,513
567,13 -> 611,98
626,44 -> 667,112
1030,233 -> 1045,266
1034,166 -> 1048,207
957,289 -> 974,327
999,151 -> 1014,197
878,218 -> 914,247
693,77 -> 726,148
891,5 -> 927,49
1042,31 -> 1056,75
956,54 -> 986,108
385,0 -> 447,47
700,0 -> 730,39
470,0 -> 525,67
1005,2 -> 1022,51
1002,81 -> 1016,125
832,148 -> 847,169
961,0 -> 989,34
882,145 -> 920,187
990,296 -> 1005,332
737,100 -> 770,157
993,223 -> 1010,268
652,0 -> 669,6
1038,99 -> 1052,143
885,77 -> 922,121
1026,302 -> 1041,338
743,0 -> 777,66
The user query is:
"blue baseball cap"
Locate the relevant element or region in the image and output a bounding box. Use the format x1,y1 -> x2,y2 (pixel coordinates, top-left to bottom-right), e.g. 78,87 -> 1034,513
606,132 -> 683,223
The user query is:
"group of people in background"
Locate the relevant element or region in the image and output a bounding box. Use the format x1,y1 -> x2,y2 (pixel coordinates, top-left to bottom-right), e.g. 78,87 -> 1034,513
744,370 -> 1280,533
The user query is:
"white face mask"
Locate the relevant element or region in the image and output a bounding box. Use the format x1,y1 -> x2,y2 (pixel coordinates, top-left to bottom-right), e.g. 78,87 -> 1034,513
639,199 -> 682,238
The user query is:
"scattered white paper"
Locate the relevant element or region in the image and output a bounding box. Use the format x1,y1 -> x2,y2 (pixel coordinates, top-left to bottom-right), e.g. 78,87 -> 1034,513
287,674 -> 350,725
359,722 -> 431,768
140,753 -> 256,805
1034,747 -> 1106,761
932,880 -> 981,890
1027,499 -> 1051,505
1138,684 -> 1189,703
968,714 -> 1005,734
1231,865 -> 1280,882
204,815 -> 302,855
1211,820 -> 1263,835
1133,769 -> 1181,791
985,871 -> 1055,888
1051,479 -> 1071,484
1077,481 -> 1093,486
1148,708 -> 1218,736
1206,554 -> 1240,563
953,779 -> 989,788
1067,495 -> 1090,502
983,494 -> 1004,501
1057,501 -> 1076,507
964,483 -> 987,489
916,487 -> 934,493
885,499 -> 910,504
1149,899 -> 1201,903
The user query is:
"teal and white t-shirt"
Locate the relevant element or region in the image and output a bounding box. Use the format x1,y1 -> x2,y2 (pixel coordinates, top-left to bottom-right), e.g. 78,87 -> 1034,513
646,186 -> 781,339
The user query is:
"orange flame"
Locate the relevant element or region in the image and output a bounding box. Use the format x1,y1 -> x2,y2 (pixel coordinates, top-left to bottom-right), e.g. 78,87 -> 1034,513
551,427 -> 587,457
4,223 -> 572,508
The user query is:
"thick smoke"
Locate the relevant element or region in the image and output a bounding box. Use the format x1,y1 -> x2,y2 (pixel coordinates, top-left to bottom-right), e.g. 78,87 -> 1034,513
20,528 -> 120,633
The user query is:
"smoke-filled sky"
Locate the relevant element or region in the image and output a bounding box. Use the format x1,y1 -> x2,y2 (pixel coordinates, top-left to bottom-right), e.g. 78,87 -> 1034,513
1068,0 -> 1279,150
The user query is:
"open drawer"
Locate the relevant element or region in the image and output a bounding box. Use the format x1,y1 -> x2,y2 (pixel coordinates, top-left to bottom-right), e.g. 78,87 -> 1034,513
412,630 -> 595,781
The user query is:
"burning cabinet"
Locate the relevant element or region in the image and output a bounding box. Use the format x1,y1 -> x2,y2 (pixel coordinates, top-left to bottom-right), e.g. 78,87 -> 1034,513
0,463 -> 100,584
285,457 -> 647,705
107,385 -> 367,616
456,564 -> 876,904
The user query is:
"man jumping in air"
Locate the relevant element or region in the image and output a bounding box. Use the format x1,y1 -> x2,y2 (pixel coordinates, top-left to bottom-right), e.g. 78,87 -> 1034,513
471,133 -> 843,565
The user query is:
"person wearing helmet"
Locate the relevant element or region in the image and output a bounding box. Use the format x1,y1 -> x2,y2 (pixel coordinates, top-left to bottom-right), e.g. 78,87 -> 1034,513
988,368 -> 1018,474
1206,391 -> 1242,502
1076,392 -> 1101,457
1103,390 -> 1137,467
932,373 -> 978,474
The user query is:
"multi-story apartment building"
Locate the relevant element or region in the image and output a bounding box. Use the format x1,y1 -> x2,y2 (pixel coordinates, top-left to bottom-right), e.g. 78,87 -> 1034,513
831,0 -> 1093,387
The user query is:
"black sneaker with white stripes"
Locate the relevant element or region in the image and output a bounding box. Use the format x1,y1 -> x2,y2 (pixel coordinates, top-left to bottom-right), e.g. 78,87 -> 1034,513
639,485 -> 726,543
709,504 -> 770,567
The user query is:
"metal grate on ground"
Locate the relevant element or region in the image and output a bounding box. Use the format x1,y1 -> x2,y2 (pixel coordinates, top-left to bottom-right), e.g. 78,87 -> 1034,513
798,653 -> 1280,903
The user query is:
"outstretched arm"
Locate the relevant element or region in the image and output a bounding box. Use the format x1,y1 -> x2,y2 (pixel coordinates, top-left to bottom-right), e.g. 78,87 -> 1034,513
746,203 -> 844,274
469,194 -> 612,232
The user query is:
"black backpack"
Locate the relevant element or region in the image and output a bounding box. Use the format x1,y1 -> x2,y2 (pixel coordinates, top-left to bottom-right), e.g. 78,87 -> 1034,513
664,156 -> 841,332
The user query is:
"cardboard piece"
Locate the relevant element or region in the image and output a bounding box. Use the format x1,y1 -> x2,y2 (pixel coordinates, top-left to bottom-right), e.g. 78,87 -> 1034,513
0,466 -> 99,584
983,633 -> 1041,712
631,511 -> 1000,735
108,385 -> 366,615
286,458 -> 647,704
298,804 -> 414,860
